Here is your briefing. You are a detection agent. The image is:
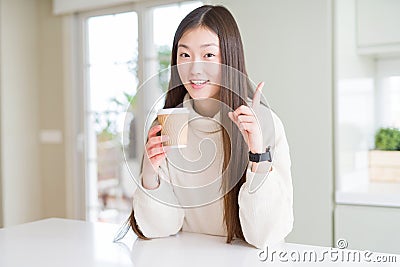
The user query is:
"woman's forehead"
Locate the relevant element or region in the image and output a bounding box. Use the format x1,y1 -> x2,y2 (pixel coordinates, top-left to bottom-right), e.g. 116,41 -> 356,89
178,27 -> 219,49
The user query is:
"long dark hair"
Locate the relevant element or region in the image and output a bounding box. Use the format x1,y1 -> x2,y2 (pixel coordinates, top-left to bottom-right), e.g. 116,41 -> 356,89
130,5 -> 262,244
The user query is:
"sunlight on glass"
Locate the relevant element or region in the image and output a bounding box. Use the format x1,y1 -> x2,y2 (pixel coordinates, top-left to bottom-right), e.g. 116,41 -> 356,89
88,12 -> 138,113
336,78 -> 375,191
153,2 -> 202,47
382,76 -> 400,128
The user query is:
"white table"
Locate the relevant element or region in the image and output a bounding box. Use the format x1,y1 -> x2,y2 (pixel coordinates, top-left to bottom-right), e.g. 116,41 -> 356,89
0,218 -> 398,266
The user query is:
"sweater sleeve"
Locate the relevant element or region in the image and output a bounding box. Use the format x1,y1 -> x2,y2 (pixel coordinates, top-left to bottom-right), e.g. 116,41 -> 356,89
238,111 -> 294,249
132,158 -> 185,238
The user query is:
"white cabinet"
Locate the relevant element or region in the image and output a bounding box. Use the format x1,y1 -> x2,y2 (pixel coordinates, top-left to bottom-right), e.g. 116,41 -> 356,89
335,204 -> 400,254
357,0 -> 400,56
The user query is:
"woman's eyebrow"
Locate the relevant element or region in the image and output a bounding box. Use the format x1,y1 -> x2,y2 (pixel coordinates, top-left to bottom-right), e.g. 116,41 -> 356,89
200,43 -> 219,48
178,44 -> 189,48
178,43 -> 219,49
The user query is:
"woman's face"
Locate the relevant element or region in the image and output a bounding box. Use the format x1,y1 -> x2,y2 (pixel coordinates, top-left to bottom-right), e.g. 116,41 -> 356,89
177,27 -> 222,100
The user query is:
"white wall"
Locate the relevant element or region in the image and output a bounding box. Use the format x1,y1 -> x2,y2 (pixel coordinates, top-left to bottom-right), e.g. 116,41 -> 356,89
53,0 -> 134,15
38,0 -> 66,219
0,0 -> 68,226
214,0 -> 334,246
0,0 -> 42,226
335,0 -> 374,79
0,0 -> 3,228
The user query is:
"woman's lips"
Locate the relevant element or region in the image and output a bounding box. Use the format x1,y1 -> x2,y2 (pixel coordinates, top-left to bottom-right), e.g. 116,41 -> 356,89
190,80 -> 209,89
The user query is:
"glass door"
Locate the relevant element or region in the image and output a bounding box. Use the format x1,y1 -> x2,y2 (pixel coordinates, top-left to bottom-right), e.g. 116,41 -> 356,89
84,11 -> 139,223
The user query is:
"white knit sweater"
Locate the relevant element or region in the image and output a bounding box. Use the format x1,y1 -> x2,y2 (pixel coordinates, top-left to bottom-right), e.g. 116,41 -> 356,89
132,93 -> 294,249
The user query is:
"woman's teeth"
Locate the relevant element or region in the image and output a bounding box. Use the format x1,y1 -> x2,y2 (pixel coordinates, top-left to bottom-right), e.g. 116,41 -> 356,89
191,80 -> 207,85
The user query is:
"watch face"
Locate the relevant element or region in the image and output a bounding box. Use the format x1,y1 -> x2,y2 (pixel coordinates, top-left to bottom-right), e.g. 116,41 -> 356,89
249,152 -> 260,162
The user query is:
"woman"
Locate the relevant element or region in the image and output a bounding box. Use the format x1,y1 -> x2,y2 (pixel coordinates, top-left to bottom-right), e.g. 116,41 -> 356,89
129,5 -> 293,249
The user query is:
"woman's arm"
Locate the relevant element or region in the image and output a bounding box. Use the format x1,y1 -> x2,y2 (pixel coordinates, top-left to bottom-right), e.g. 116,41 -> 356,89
238,111 -> 294,249
132,156 -> 185,238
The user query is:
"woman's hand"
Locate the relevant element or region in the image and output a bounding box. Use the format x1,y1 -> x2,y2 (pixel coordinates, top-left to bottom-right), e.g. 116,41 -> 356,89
228,82 -> 265,153
142,124 -> 170,189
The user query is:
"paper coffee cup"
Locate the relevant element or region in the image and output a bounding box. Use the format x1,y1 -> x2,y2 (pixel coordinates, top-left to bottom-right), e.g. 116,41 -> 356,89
157,108 -> 189,148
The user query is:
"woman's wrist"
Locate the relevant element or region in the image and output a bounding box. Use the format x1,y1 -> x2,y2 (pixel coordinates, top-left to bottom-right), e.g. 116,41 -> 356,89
142,174 -> 160,190
249,142 -> 264,154
141,161 -> 161,190
250,148 -> 264,154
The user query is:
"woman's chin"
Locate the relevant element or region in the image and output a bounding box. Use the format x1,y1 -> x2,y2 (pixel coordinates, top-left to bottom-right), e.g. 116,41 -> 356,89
189,94 -> 217,101
185,89 -> 208,99
185,88 -> 220,100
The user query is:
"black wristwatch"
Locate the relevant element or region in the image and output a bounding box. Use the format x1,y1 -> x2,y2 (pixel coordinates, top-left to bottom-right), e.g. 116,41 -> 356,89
249,146 -> 272,163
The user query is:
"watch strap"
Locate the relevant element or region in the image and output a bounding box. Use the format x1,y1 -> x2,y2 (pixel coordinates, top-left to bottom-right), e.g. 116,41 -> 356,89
249,146 -> 272,162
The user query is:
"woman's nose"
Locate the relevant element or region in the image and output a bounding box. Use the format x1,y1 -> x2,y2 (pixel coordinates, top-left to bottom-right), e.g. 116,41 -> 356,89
189,61 -> 204,75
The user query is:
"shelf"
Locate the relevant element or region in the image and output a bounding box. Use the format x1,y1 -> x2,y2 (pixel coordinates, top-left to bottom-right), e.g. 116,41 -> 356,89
357,43 -> 400,58
336,182 -> 400,208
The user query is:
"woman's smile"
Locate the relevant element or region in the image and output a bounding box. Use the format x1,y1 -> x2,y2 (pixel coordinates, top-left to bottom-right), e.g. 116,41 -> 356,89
190,79 -> 210,89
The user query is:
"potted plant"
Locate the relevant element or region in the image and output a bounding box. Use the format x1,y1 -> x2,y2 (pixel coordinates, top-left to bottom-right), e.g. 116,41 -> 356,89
94,91 -> 138,208
95,91 -> 138,176
111,92 -> 139,159
94,109 -> 121,182
369,128 -> 400,183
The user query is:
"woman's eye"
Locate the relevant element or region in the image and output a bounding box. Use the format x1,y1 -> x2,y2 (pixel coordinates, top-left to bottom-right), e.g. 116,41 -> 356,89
179,53 -> 190,58
205,53 -> 215,58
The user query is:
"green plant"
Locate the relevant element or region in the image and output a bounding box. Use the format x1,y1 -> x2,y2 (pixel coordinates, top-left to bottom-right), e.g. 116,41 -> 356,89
94,110 -> 118,142
94,91 -> 136,142
375,128 -> 400,151
157,45 -> 172,92
109,91 -> 137,112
